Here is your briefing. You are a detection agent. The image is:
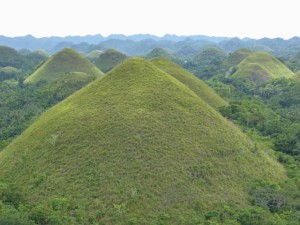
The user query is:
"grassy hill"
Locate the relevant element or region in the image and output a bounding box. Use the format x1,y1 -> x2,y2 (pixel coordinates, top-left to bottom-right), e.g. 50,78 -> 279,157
95,48 -> 127,73
226,48 -> 253,67
86,50 -> 103,61
145,47 -> 176,61
25,48 -> 103,84
288,51 -> 300,72
0,66 -> 20,80
0,46 -> 27,69
0,58 -> 285,223
150,57 -> 227,109
232,52 -> 294,85
189,47 -> 227,79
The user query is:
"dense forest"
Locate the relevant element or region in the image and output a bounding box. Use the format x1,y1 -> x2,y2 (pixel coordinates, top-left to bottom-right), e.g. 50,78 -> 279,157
0,36 -> 299,224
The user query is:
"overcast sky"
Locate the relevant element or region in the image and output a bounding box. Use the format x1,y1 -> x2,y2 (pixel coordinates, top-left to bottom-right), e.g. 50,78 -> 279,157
1,0 -> 298,39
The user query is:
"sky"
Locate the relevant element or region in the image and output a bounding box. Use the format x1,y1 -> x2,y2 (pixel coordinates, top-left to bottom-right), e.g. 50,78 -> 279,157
0,0 -> 298,39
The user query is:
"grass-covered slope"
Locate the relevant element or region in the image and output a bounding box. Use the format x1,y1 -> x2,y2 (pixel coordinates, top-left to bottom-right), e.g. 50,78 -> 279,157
150,57 -> 227,109
95,48 -> 127,73
0,46 -> 27,69
232,52 -> 294,85
86,50 -> 103,61
0,58 -> 285,223
226,48 -> 253,66
145,47 -> 176,61
25,48 -> 103,84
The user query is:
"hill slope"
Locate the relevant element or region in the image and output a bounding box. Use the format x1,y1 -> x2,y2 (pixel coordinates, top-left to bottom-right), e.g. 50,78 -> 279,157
0,58 -> 285,223
190,47 -> 227,79
95,48 -> 127,73
150,57 -> 227,109
145,47 -> 176,61
232,52 -> 294,85
25,48 -> 103,84
0,46 -> 27,69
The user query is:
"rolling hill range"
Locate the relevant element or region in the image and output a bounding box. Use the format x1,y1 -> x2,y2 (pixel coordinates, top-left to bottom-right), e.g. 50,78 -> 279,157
0,58 -> 285,223
95,48 -> 127,73
150,57 -> 227,109
232,52 -> 294,85
25,48 -> 103,84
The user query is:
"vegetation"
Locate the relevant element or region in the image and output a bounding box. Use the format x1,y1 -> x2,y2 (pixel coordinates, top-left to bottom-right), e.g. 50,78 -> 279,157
183,47 -> 227,80
86,50 -> 103,62
145,47 -> 176,61
25,48 -> 103,84
94,48 -> 127,73
150,57 -> 227,109
232,52 -> 294,85
0,58 -> 285,224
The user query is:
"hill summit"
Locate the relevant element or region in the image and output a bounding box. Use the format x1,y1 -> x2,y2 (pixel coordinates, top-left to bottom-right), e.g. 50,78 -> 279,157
232,51 -> 294,85
150,57 -> 227,109
25,48 -> 103,84
0,58 -> 285,223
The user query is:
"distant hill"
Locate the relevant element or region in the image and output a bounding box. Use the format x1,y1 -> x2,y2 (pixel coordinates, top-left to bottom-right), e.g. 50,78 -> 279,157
150,57 -> 227,109
189,46 -> 227,79
232,52 -> 294,85
0,66 -> 20,80
288,51 -> 300,72
95,48 -> 127,73
0,58 -> 285,223
24,49 -> 49,70
0,46 -> 27,69
25,48 -> 103,84
225,48 -> 253,67
86,50 -> 103,61
145,47 -> 176,61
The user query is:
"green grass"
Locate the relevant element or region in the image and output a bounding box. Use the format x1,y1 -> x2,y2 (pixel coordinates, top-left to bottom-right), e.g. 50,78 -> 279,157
86,50 -> 103,60
293,71 -> 300,83
95,48 -> 127,73
25,48 -> 103,84
145,47 -> 176,61
226,48 -> 253,66
232,52 -> 294,85
0,58 -> 285,223
0,46 -> 27,69
150,57 -> 228,109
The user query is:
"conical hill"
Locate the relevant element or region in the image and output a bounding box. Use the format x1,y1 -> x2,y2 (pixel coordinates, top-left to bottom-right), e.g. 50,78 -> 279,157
25,48 -> 103,84
150,57 -> 227,109
0,58 -> 285,223
232,51 -> 294,85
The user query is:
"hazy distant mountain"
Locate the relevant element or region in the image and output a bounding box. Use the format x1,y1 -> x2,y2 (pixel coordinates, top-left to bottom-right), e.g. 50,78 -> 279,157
1,34 -> 300,59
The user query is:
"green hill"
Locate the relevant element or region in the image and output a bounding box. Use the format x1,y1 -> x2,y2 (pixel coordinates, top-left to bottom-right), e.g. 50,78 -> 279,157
145,47 -> 176,61
95,48 -> 127,73
0,46 -> 27,69
25,48 -> 103,84
0,58 -> 285,223
86,50 -> 103,61
288,51 -> 300,72
150,57 -> 227,109
226,48 -> 253,67
190,47 -> 227,79
232,52 -> 294,85
0,66 -> 20,80
25,49 -> 49,70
